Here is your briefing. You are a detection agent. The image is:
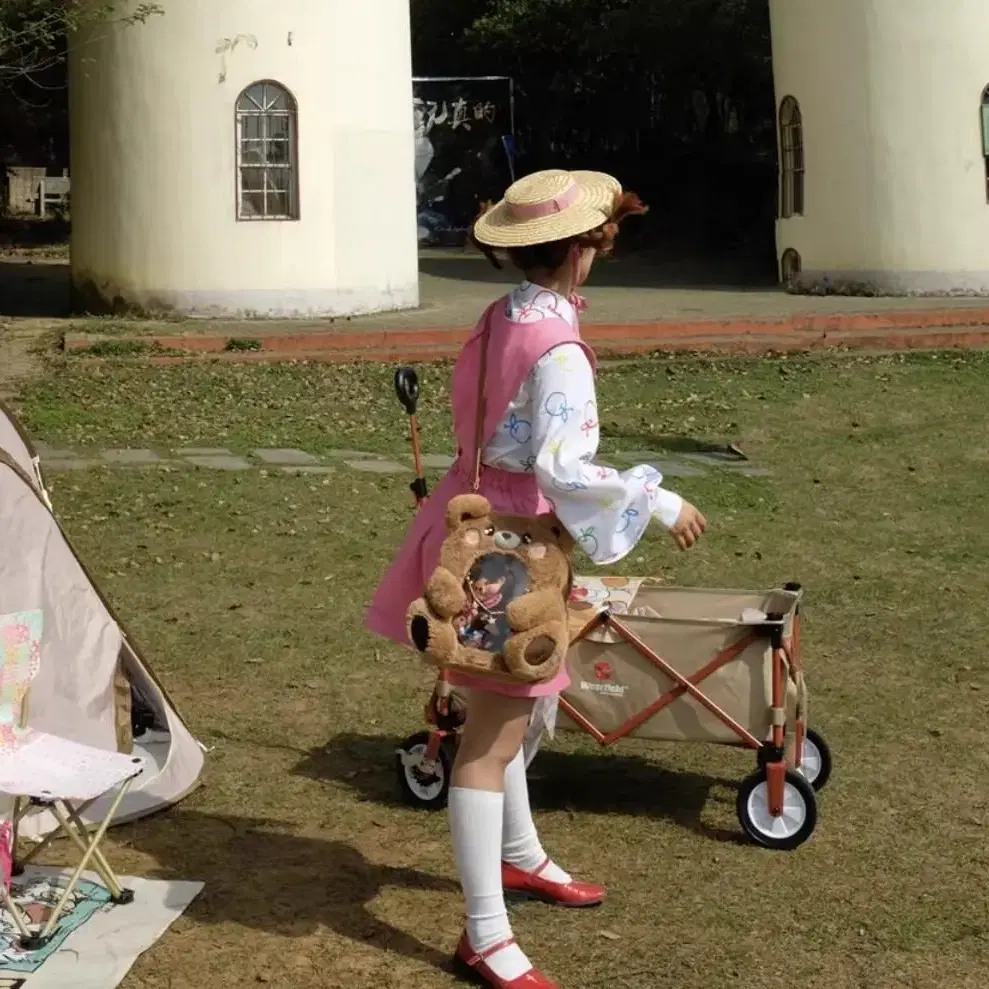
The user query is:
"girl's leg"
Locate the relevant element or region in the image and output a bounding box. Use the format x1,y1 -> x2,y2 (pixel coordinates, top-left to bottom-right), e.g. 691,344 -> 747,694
449,689 -> 535,981
503,697 -> 605,907
502,747 -> 571,883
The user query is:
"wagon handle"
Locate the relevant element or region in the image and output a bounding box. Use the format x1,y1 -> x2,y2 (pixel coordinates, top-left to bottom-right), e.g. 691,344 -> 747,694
395,367 -> 420,417
394,367 -> 428,506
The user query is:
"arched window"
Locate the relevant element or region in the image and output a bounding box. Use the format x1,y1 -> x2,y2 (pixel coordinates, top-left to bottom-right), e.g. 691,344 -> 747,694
981,86 -> 989,202
236,81 -> 299,221
780,247 -> 802,287
779,96 -> 804,219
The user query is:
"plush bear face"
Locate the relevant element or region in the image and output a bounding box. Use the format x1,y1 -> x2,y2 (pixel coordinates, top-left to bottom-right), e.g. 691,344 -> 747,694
407,492 -> 574,681
441,494 -> 573,593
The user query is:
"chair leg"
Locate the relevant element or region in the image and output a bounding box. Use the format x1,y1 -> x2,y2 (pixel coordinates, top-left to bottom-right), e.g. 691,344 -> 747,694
36,779 -> 134,943
57,802 -> 131,902
0,885 -> 33,942
13,797 -> 66,870
15,795 -> 98,869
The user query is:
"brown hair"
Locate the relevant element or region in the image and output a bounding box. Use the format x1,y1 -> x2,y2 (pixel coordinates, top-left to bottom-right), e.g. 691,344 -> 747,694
469,191 -> 648,272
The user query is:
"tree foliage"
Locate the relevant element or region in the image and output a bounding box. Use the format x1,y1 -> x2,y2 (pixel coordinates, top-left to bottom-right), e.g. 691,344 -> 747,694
0,0 -> 160,84
412,0 -> 776,252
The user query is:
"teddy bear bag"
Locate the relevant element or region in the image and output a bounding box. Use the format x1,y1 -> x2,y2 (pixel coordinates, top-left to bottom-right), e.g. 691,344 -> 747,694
405,311 -> 574,684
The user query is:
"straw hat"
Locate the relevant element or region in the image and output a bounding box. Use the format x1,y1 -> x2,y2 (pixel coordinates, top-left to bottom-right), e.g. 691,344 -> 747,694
473,169 -> 622,248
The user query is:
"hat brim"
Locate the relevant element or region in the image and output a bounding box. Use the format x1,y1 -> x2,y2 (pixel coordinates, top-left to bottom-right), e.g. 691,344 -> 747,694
473,171 -> 622,249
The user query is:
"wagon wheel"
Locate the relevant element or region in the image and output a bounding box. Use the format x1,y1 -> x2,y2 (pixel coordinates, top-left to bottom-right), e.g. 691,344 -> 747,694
395,731 -> 456,810
797,728 -> 833,792
737,767 -> 817,851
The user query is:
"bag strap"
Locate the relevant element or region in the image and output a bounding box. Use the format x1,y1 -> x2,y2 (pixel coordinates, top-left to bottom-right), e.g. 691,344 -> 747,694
471,305 -> 496,493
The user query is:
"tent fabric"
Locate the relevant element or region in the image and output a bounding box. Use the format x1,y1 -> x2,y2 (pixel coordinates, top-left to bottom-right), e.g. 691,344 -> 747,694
0,404 -> 204,839
0,398 -> 50,506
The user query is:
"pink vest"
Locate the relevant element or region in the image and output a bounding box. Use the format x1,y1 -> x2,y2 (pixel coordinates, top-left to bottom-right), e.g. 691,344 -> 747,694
450,298 -> 597,466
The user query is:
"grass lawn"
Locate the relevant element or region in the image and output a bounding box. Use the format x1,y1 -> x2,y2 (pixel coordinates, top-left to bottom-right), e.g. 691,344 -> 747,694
8,350 -> 989,989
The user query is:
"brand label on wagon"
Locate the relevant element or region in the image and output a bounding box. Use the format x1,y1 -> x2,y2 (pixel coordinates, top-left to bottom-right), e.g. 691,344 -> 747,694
579,661 -> 628,698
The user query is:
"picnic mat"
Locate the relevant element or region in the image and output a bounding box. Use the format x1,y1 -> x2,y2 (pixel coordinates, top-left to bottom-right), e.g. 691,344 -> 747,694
0,866 -> 202,989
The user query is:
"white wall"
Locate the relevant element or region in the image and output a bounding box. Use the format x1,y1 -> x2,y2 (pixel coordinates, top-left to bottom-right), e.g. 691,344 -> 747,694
69,0 -> 419,316
770,0 -> 989,295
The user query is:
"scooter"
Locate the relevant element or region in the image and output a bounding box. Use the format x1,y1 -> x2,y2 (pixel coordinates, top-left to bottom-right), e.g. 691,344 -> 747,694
392,367 -> 468,807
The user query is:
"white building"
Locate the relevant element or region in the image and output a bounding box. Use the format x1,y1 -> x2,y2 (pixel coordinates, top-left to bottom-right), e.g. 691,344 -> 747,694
770,0 -> 989,295
68,0 -> 419,317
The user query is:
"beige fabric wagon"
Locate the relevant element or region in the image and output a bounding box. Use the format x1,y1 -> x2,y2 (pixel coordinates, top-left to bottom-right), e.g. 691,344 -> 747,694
558,577 -> 804,747
402,574 -> 826,848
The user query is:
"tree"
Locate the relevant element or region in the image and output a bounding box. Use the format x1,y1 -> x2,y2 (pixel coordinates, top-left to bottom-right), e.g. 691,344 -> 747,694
411,0 -> 777,253
0,0 -> 160,86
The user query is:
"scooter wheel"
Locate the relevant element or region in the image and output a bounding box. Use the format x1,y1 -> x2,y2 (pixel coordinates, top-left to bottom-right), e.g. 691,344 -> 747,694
395,731 -> 455,810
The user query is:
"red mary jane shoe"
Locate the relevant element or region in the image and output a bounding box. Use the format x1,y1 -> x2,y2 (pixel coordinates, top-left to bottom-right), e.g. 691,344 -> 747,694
501,859 -> 606,908
453,932 -> 559,989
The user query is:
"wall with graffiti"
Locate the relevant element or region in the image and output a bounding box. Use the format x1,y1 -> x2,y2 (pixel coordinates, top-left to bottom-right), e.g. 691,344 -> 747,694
413,77 -> 515,246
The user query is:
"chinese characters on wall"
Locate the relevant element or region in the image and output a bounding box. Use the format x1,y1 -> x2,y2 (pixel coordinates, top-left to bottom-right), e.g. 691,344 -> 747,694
414,97 -> 498,135
413,79 -> 514,246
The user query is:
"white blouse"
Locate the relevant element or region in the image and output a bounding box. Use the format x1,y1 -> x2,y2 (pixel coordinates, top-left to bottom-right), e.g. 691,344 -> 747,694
484,282 -> 683,565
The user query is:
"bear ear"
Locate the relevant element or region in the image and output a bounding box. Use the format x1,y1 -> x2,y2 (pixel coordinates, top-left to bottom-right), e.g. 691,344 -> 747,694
551,523 -> 575,553
446,493 -> 492,532
538,516 -> 567,541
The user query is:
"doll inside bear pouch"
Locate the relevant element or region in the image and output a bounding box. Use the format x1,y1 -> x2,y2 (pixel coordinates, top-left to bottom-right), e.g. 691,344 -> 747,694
454,553 -> 532,655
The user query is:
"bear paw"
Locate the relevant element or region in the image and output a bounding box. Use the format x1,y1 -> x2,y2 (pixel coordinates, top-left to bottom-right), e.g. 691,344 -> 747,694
524,635 -> 556,665
406,599 -> 459,664
503,623 -> 566,682
409,614 -> 432,652
424,566 -> 467,620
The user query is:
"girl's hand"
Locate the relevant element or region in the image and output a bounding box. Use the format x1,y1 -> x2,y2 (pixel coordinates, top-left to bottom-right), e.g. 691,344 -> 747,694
669,501 -> 707,550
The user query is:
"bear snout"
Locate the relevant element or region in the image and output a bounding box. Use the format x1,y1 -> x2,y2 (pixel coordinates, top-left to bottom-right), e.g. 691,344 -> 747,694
494,530 -> 521,550
410,615 -> 431,652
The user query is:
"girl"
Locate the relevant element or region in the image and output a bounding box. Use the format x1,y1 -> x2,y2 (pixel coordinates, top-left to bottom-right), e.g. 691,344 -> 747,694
366,169 -> 706,989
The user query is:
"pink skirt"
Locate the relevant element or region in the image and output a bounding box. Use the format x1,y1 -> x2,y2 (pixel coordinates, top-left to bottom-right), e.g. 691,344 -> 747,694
365,459 -> 570,698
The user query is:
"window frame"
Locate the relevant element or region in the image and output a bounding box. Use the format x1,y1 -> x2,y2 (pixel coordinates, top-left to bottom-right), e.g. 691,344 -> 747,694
778,95 -> 804,220
235,80 -> 300,222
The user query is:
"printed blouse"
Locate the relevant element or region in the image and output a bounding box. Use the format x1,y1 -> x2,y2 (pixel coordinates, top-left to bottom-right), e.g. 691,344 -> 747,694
484,281 -> 683,565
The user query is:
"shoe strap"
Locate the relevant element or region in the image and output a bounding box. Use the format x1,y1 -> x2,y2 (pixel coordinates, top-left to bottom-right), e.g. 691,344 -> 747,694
468,936 -> 518,966
532,856 -> 552,879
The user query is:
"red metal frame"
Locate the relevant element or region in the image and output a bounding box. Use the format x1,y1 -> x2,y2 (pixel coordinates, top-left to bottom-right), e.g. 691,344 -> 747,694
789,611 -> 806,770
422,725 -> 445,762
420,668 -> 457,762
766,642 -> 787,813
409,412 -> 428,509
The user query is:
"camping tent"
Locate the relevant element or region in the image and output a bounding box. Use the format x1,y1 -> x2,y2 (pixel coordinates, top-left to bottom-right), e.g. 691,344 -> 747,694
0,401 -> 204,839
0,399 -> 50,509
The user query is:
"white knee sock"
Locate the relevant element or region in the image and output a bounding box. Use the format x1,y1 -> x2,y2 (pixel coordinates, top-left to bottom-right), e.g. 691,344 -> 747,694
449,787 -> 532,981
502,749 -> 572,884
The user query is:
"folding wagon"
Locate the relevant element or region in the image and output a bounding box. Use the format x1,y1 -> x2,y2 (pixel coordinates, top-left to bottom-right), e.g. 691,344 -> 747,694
395,577 -> 832,851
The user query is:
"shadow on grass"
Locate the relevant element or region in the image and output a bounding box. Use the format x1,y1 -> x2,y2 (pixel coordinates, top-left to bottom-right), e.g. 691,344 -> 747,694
296,732 -> 747,847
0,216 -> 69,249
134,809 -> 458,970
0,258 -> 70,317
606,433 -> 748,459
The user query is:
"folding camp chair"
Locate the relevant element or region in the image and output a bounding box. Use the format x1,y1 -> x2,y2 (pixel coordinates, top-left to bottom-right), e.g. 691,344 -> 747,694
0,609 -> 144,950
